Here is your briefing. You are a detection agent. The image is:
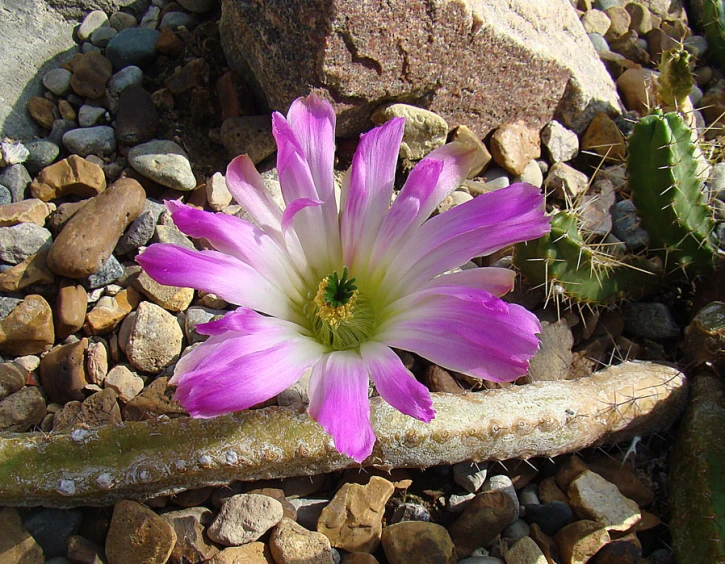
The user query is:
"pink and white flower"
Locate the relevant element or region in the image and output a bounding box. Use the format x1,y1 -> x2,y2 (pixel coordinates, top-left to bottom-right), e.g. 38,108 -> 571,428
137,94 -> 550,462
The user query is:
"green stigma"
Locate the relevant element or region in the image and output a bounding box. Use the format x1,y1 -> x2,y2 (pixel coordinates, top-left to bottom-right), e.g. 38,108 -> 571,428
322,267 -> 358,307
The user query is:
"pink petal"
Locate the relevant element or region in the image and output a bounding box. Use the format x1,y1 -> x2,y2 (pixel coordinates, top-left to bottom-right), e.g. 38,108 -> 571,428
226,155 -> 283,235
196,307 -> 306,337
382,182 -> 549,293
164,200 -> 306,298
308,351 -> 375,463
378,288 -> 542,383
281,197 -> 323,233
137,244 -> 297,320
340,118 -> 405,269
173,332 -> 324,417
360,341 -> 434,422
424,267 -> 516,297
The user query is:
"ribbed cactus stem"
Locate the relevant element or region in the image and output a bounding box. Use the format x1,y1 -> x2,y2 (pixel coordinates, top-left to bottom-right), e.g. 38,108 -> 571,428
627,110 -> 717,273
703,0 -> 725,68
657,48 -> 694,113
514,212 -> 658,305
0,362 -> 686,507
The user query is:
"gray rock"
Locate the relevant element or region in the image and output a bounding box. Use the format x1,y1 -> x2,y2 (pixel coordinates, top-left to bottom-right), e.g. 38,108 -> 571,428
541,120 -> 579,163
588,32 -> 610,53
220,115 -> 277,164
518,483 -> 539,506
128,140 -> 197,191
152,223 -> 195,249
184,306 -> 225,344
105,27 -> 160,70
0,0 -> 77,140
78,10 -> 109,41
42,68 -> 73,96
82,42 -> 102,54
0,297 -> 23,321
0,223 -> 52,264
289,498 -> 329,531
524,318 -> 574,383
390,503 -> 431,524
115,211 -> 156,255
208,493 -> 284,546
160,11 -> 194,30
91,26 -> 118,48
0,186 -> 11,206
62,126 -> 117,157
453,461 -> 489,493
48,119 -> 77,147
0,386 -> 46,432
140,5 -> 161,29
594,0 -> 621,10
684,34 -> 708,58
23,508 -> 83,558
23,139 -> 60,175
611,199 -> 650,250
625,302 -> 680,340
107,65 -> 144,98
85,255 -> 125,289
78,105 -> 108,127
502,519 -> 530,540
177,0 -> 217,13
0,164 -> 31,202
109,11 -> 138,31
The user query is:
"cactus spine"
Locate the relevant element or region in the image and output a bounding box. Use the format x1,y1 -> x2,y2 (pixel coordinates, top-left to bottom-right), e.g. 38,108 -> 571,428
627,110 -> 717,273
514,212 -> 658,305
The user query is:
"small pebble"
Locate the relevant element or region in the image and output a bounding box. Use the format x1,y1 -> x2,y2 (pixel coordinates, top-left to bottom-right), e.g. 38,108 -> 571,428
625,302 -> 680,340
523,501 -> 573,536
62,126 -> 117,157
105,27 -> 161,70
453,461 -> 489,493
390,503 -> 431,524
78,10 -> 109,41
23,508 -> 83,558
0,164 -> 31,202
0,223 -> 52,264
85,255 -> 124,289
128,139 -> 197,191
78,105 -> 107,127
43,68 -> 73,97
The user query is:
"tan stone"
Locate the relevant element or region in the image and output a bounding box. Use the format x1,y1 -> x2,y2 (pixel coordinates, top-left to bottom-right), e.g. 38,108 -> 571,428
58,99 -> 76,121
529,523 -> 557,564
580,9 -> 610,35
0,386 -> 47,432
0,362 -> 27,400
604,6 -> 631,41
0,507 -> 44,563
450,124 -> 492,178
587,456 -> 655,507
505,535 -> 547,564
381,521 -> 456,564
371,104 -> 448,160
27,96 -> 56,130
556,455 -> 590,491
208,543 -> 274,564
55,281 -> 88,339
31,155 -> 106,202
567,470 -> 641,532
53,387 -> 121,431
317,476 -> 395,553
625,2 -> 653,35
616,68 -> 657,115
490,121 -> 541,176
0,295 -> 54,355
342,553 -> 379,563
124,301 -> 184,374
270,517 -> 334,564
121,377 -> 187,421
106,500 -> 177,564
132,270 -> 194,312
0,199 -> 53,227
581,112 -> 626,162
0,250 -> 55,292
554,520 -> 610,564
48,178 -> 145,277
84,288 -> 140,335
104,364 -> 144,402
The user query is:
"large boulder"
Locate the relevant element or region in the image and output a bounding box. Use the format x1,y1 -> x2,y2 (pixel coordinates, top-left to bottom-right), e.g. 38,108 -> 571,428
220,0 -> 621,137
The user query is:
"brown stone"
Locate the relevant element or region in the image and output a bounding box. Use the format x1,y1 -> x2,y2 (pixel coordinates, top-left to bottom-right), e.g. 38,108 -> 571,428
381,521 -> 455,564
58,99 -> 77,121
48,199 -> 91,233
616,68 -> 657,115
450,124 -> 492,178
422,364 -> 463,394
216,71 -> 256,121
554,520 -> 610,564
53,387 -> 121,431
27,96 -> 56,130
55,281 -> 88,339
47,177 -> 146,277
115,85 -> 159,145
30,155 -> 107,202
162,507 -> 220,564
132,270 -> 194,312
269,518 -> 334,564
604,6 -> 631,41
529,523 -> 559,564
646,27 -> 679,65
0,507 -> 44,563
219,0 -> 620,137
0,199 -> 53,227
0,250 -> 55,292
220,115 -> 277,163
506,536 -> 548,564
70,50 -> 113,99
318,476 -> 395,553
591,533 -> 641,563
66,535 -> 105,564
0,386 -> 46,432
581,112 -> 626,162
156,26 -> 185,57
0,295 -> 54,355
490,121 -> 541,176
342,553 -> 379,563
166,57 -> 206,94
122,377 -> 187,420
539,476 -> 570,506
0,362 -> 27,400
448,489 -> 517,557
39,338 -> 89,403
84,288 -> 140,336
208,543 -> 274,564
556,455 -> 590,491
106,500 -> 177,564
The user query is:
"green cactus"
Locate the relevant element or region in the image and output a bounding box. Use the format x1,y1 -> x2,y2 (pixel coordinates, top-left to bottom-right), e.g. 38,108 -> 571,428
657,48 -> 694,112
514,212 -> 659,305
627,110 -> 717,274
703,0 -> 725,68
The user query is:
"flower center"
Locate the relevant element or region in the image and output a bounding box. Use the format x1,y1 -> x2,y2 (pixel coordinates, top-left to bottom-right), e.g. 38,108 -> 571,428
306,267 -> 376,350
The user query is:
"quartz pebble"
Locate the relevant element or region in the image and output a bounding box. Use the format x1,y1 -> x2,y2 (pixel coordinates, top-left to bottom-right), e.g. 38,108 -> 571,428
208,493 -> 284,546
567,471 -> 641,532
104,364 -> 144,402
490,121 -> 541,176
270,517 -> 334,564
123,301 -> 183,374
128,139 -> 197,191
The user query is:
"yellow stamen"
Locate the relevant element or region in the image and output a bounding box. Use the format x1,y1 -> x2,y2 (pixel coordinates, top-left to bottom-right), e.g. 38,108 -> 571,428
314,278 -> 358,328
